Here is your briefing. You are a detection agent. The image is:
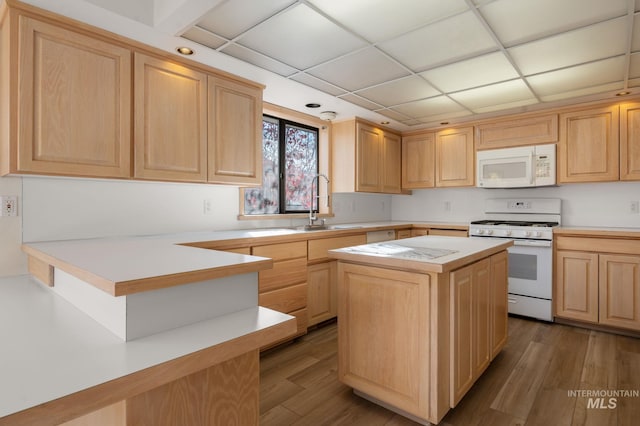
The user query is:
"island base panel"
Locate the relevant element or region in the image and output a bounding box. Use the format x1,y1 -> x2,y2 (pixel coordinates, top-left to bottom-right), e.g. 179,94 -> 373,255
61,350 -> 259,426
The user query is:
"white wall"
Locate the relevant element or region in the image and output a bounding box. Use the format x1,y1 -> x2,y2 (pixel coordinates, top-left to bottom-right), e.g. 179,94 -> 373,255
392,181 -> 640,228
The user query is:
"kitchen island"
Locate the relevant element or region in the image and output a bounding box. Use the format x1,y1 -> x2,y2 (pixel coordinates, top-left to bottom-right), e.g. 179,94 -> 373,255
329,236 -> 512,425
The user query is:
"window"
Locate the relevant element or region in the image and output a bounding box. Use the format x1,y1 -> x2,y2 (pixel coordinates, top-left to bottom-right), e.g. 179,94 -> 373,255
244,115 -> 319,215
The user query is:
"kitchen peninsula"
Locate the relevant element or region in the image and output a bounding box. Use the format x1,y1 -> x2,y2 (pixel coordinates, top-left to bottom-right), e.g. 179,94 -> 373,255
329,236 -> 512,425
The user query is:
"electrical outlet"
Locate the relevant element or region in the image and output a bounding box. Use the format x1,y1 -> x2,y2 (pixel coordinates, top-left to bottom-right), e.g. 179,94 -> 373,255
1,196 -> 17,217
444,201 -> 451,212
203,199 -> 214,216
630,201 -> 639,214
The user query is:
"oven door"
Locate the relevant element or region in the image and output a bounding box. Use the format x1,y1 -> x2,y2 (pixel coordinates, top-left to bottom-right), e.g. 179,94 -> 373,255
508,239 -> 552,299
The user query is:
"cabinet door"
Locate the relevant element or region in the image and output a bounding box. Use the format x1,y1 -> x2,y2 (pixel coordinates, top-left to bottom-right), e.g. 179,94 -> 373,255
17,16 -> 131,178
382,131 -> 402,193
475,113 -> 558,150
435,127 -> 474,187
134,53 -> 207,182
490,251 -> 508,358
473,258 -> 491,379
208,76 -> 262,185
356,123 -> 382,192
558,106 -> 619,183
599,254 -> 640,331
307,261 -> 337,326
620,102 -> 640,181
402,133 -> 435,189
555,251 -> 599,323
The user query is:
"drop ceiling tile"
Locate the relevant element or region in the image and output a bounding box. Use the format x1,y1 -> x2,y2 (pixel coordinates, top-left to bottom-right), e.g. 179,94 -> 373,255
220,44 -> 298,77
196,0 -> 295,40
391,96 -> 468,119
307,48 -> 410,92
538,82 -> 624,102
449,79 -> 536,111
402,119 -> 424,126
632,15 -> 640,52
630,52 -> 640,79
290,73 -> 347,96
338,94 -> 384,110
375,109 -> 413,122
418,110 -> 473,125
181,27 -> 227,50
307,0 -> 468,42
480,0 -> 628,46
526,56 -> 625,98
508,18 -> 627,76
378,11 -> 497,71
355,76 -> 440,106
236,4 -> 367,70
420,52 -> 519,93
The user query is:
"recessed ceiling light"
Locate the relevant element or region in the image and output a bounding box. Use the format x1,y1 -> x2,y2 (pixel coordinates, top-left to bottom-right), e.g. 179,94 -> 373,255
616,91 -> 631,97
305,103 -> 321,108
176,46 -> 194,55
440,121 -> 450,125
381,121 -> 390,125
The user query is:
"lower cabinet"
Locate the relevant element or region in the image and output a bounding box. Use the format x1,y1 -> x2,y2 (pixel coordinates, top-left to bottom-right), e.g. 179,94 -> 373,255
307,261 -> 337,326
252,241 -> 308,346
555,236 -> 640,332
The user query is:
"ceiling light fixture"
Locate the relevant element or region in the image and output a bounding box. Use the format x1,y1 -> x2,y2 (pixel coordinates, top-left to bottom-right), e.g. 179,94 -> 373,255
176,46 -> 194,55
320,111 -> 337,121
440,121 -> 450,125
616,91 -> 631,97
381,121 -> 390,125
305,103 -> 321,108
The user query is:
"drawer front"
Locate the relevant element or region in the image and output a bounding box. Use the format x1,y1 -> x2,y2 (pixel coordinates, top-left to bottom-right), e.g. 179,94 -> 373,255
252,241 -> 307,261
308,234 -> 367,261
556,236 -> 640,255
259,257 -> 307,292
259,283 -> 307,313
429,229 -> 468,237
411,228 -> 429,237
396,229 -> 412,239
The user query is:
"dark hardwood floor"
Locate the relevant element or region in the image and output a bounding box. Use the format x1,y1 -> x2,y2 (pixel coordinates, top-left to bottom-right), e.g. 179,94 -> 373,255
259,316 -> 640,426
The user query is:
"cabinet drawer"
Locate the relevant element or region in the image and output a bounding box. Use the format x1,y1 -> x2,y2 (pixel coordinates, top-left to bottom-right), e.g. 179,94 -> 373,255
259,283 -> 307,313
252,241 -> 307,261
429,229 -> 468,237
308,235 -> 366,261
411,229 -> 429,237
259,258 -> 307,292
556,236 -> 640,255
396,229 -> 412,239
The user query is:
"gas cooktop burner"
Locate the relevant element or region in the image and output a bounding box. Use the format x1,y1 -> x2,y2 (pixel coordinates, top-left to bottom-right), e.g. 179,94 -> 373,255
470,220 -> 559,227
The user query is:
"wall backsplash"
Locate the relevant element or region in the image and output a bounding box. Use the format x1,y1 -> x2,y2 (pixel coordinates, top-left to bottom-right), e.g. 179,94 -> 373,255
392,181 -> 640,228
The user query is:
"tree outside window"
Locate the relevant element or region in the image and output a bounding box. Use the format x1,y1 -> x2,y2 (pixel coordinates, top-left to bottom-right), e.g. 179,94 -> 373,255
244,116 -> 319,215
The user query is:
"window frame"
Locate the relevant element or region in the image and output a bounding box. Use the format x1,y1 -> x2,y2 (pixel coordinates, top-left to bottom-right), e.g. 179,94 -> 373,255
238,102 -> 332,220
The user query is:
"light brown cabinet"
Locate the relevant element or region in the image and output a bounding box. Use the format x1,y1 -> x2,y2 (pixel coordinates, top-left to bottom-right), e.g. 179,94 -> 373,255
401,132 -> 435,189
252,241 -> 308,343
4,13 -> 132,178
490,251 -> 508,358
435,127 -> 475,187
620,102 -> 640,181
208,76 -> 263,185
307,234 -> 366,326
555,236 -> 640,331
134,53 -> 207,182
558,105 -> 620,183
475,113 -> 558,150
332,119 -> 402,193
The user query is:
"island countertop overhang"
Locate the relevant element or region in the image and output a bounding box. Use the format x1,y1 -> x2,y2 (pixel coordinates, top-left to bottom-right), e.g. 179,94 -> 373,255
328,236 -> 513,273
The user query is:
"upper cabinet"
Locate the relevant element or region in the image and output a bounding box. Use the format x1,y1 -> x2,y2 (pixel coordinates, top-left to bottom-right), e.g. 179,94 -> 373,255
475,113 -> 558,150
332,119 -> 401,194
435,127 -> 475,187
134,53 -> 207,182
4,13 -> 132,178
558,105 -> 619,183
620,102 -> 640,181
0,3 -> 263,186
208,76 -> 263,185
402,132 -> 435,189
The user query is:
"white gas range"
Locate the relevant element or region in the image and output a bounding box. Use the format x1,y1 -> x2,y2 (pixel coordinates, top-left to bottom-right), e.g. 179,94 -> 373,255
469,198 -> 561,322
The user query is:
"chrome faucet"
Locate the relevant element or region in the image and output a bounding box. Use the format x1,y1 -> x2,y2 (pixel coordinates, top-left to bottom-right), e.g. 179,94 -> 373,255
308,173 -> 330,227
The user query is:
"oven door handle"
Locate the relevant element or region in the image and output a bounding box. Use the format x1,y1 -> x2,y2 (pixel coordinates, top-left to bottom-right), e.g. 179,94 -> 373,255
512,239 -> 552,248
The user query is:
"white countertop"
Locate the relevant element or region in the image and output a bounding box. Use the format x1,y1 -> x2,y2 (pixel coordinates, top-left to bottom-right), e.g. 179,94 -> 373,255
329,235 -> 512,273
0,274 -> 293,421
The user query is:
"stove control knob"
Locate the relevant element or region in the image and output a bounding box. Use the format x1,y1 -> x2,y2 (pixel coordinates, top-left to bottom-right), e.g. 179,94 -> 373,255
486,229 -> 493,235
476,229 -> 484,235
534,231 -> 542,237
524,231 -> 531,237
504,230 -> 512,237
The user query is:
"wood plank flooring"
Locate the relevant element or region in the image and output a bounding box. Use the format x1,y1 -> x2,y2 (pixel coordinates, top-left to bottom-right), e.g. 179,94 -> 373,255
259,317 -> 640,426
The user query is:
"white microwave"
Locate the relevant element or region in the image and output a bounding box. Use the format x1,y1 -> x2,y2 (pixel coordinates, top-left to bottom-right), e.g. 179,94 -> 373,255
476,144 -> 556,188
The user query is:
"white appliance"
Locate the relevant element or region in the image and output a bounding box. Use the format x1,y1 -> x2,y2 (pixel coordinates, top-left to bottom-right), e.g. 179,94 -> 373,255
476,144 -> 556,188
469,198 -> 561,322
